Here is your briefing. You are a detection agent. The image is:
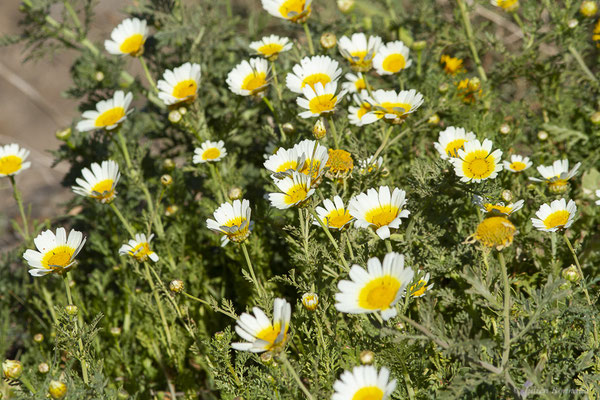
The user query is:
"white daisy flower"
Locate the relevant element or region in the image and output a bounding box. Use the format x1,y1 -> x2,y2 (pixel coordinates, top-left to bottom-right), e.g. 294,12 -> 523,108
341,72 -> 368,94
348,93 -> 378,127
358,155 -> 384,174
296,82 -> 346,119
373,40 -> 412,75
450,139 -> 503,183
361,89 -> 425,125
193,140 -> 227,164
313,196 -> 354,230
119,233 -> 159,262
348,186 -> 410,240
433,126 -> 476,160
335,252 -> 414,320
503,154 -> 532,173
261,0 -> 312,23
264,146 -> 305,179
250,34 -> 293,60
596,189 -> 600,206
338,33 -> 382,72
206,199 -> 252,246
104,18 -> 149,56
157,62 -> 202,106
76,91 -> 133,132
232,298 -> 291,353
72,160 -> 121,203
531,198 -> 577,232
285,55 -> 342,94
529,159 -> 581,193
491,0 -> 519,12
268,171 -> 315,209
409,272 -> 433,298
23,228 -> 86,276
226,58 -> 270,97
332,365 -> 397,400
0,143 -> 31,177
474,196 -> 524,216
292,139 -> 329,181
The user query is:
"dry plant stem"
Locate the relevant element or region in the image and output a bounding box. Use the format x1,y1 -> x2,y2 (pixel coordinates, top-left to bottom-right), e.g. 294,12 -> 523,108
564,233 -> 599,347
327,115 -> 340,149
302,23 -> 315,55
567,45 -> 599,85
270,61 -> 283,102
456,0 -> 488,82
139,57 -> 158,93
9,176 -> 29,242
143,262 -> 175,356
241,242 -> 267,299
63,273 -> 89,384
497,251 -> 511,369
109,202 -> 135,237
310,209 -> 349,269
280,353 -> 315,400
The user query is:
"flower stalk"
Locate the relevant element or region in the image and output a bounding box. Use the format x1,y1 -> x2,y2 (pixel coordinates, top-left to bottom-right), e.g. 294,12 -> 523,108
63,273 -> 89,384
8,176 -> 29,242
456,0 -> 488,82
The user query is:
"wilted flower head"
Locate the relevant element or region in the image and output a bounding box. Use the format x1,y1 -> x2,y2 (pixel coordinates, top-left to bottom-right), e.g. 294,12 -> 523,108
468,216 -> 517,250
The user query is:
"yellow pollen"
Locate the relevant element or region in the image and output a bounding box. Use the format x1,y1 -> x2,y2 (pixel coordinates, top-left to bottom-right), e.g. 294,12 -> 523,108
364,205 -> 399,227
410,280 -> 429,297
130,242 -> 153,261
241,72 -> 268,93
308,94 -> 337,115
326,149 -> 354,175
172,79 -> 198,99
91,179 -> 115,201
352,386 -> 384,400
223,217 -> 250,242
382,53 -> 406,73
354,78 -> 367,91
279,0 -> 309,21
376,102 -> 412,119
301,73 -> 331,90
0,155 -> 23,175
119,33 -> 145,55
256,322 -> 285,349
445,139 -> 467,157
358,276 -> 401,310
473,217 -> 516,250
324,209 -> 352,229
462,150 -> 495,179
543,210 -> 570,229
257,43 -> 284,57
276,160 -> 298,172
95,107 -> 125,128
202,148 -> 221,161
285,184 -> 309,205
41,245 -> 75,270
548,179 -> 568,193
509,161 -> 527,171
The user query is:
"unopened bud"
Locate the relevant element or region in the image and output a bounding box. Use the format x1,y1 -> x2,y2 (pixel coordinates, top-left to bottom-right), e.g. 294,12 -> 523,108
301,293 -> 319,311
537,130 -> 549,141
438,82 -> 449,94
260,352 -> 273,365
117,389 -> 130,399
178,106 -> 187,116
214,331 -> 225,340
49,380 -> 68,399
38,362 -> 49,374
395,322 -> 406,331
110,327 -> 122,337
169,279 -> 184,293
33,333 -> 44,343
467,77 -> 481,91
2,360 -> 23,380
562,265 -> 580,282
580,1 -> 598,17
337,0 -> 355,13
94,71 -> 105,81
427,114 -> 440,125
282,122 -> 295,134
501,190 -> 513,202
165,204 -> 179,216
313,119 -> 327,140
168,110 -> 182,124
320,32 -> 337,50
590,111 -> 600,125
163,158 -> 176,171
65,305 -> 78,316
360,350 -> 375,365
228,187 -> 243,200
412,40 -> 426,51
499,123 -> 511,135
55,128 -> 71,141
567,19 -> 579,29
160,174 -> 173,186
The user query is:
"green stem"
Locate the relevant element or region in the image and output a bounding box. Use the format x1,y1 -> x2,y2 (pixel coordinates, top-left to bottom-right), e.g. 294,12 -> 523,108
345,231 -> 355,260
327,116 -> 340,149
143,262 -> 174,356
109,202 -> 135,237
63,273 -> 89,384
310,209 -> 349,269
182,292 -> 238,319
456,0 -> 487,82
62,1 -> 82,33
9,176 -> 29,242
372,125 -> 394,160
240,242 -> 266,298
19,375 -> 36,394
139,57 -> 158,93
498,252 -> 511,369
225,0 -> 233,18
280,354 -> 315,400
262,96 -> 286,141
385,239 -> 393,253
416,49 -> 423,77
140,184 -> 164,237
208,163 -> 227,202
270,60 -> 283,102
568,45 -> 599,85
115,130 -> 133,170
361,73 -> 375,98
401,362 -> 416,400
40,284 -> 59,325
302,23 -> 315,55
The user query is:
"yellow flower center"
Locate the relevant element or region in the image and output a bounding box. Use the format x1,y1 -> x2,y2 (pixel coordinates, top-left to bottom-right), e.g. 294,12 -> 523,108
256,322 -> 286,349
364,205 -> 399,227
95,107 -> 125,128
0,155 -> 23,175
308,94 -> 338,115
445,139 -> 467,157
548,179 -> 568,193
257,43 -> 284,57
278,0 -> 309,21
301,73 -> 331,90
357,103 -> 372,119
376,102 -> 412,119
474,217 -> 516,249
410,279 -> 428,297
119,33 -> 145,55
276,160 -> 298,172
202,148 -> 221,161
41,245 -> 75,270
354,78 -> 367,91
91,179 -> 115,201
358,275 -> 401,310
172,79 -> 198,100
323,209 -> 353,229
299,159 -> 322,179
130,242 -> 153,261
382,53 -> 406,73
484,203 -> 513,215
509,161 -> 527,171
326,149 -> 354,175
462,150 -> 496,179
223,217 -> 250,242
241,72 -> 268,94
285,183 -> 309,205
352,386 -> 384,400
543,210 -> 570,229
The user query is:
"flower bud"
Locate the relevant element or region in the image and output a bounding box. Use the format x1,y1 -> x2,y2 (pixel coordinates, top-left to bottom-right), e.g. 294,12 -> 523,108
580,1 -> 598,17
65,305 -> 78,316
590,111 -> 600,125
567,19 -> 579,28
362,16 -> 372,31
412,40 -> 426,51
359,350 -> 374,365
427,114 -> 440,125
499,123 -> 511,135
562,265 -> 580,282
33,333 -> 44,343
337,0 -> 355,13
395,322 -> 406,331
49,380 -> 68,399
228,187 -> 243,200
169,279 -> 185,293
163,158 -> 176,171
467,77 -> 481,91
110,327 -> 122,337
168,110 -> 182,124
94,71 -> 105,82
438,82 -> 449,94
260,352 -> 273,365
301,293 -> 319,311
38,362 -> 49,374
320,32 -> 337,50
178,106 -> 188,116
2,360 -> 23,380
117,389 -> 130,399
282,122 -> 295,134
537,130 -> 548,141
313,119 -> 327,140
501,190 -> 513,202
214,331 -> 225,340
55,128 -> 71,141
160,174 -> 173,186
165,205 -> 179,216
